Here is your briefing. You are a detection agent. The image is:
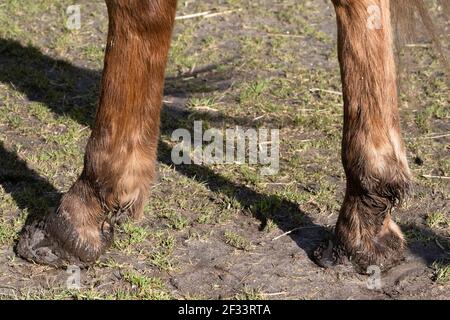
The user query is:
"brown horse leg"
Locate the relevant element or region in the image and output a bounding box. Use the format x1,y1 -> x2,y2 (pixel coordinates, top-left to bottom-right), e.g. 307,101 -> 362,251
16,0 -> 178,267
315,0 -> 411,271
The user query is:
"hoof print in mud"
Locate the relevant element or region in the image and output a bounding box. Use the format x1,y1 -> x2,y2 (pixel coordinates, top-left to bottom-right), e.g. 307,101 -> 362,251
16,219 -> 68,267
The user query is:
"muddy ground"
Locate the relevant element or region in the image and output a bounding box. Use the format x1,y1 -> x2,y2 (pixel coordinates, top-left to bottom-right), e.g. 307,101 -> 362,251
0,0 -> 449,299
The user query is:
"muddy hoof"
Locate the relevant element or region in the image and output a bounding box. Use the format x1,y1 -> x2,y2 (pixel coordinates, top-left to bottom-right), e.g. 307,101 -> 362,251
313,232 -> 406,273
16,219 -> 69,267
16,214 -> 112,268
313,239 -> 348,268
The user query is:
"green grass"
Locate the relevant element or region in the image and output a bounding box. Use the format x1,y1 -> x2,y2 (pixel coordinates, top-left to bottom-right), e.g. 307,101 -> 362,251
157,209 -> 189,231
432,261 -> 450,284
234,287 -> 266,300
426,212 -> 449,229
224,231 -> 251,251
122,271 -> 172,300
115,221 -> 150,251
146,231 -> 176,271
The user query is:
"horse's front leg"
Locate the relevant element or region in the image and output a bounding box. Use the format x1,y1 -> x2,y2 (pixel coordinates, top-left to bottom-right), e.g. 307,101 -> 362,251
17,0 -> 178,266
315,0 -> 411,271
